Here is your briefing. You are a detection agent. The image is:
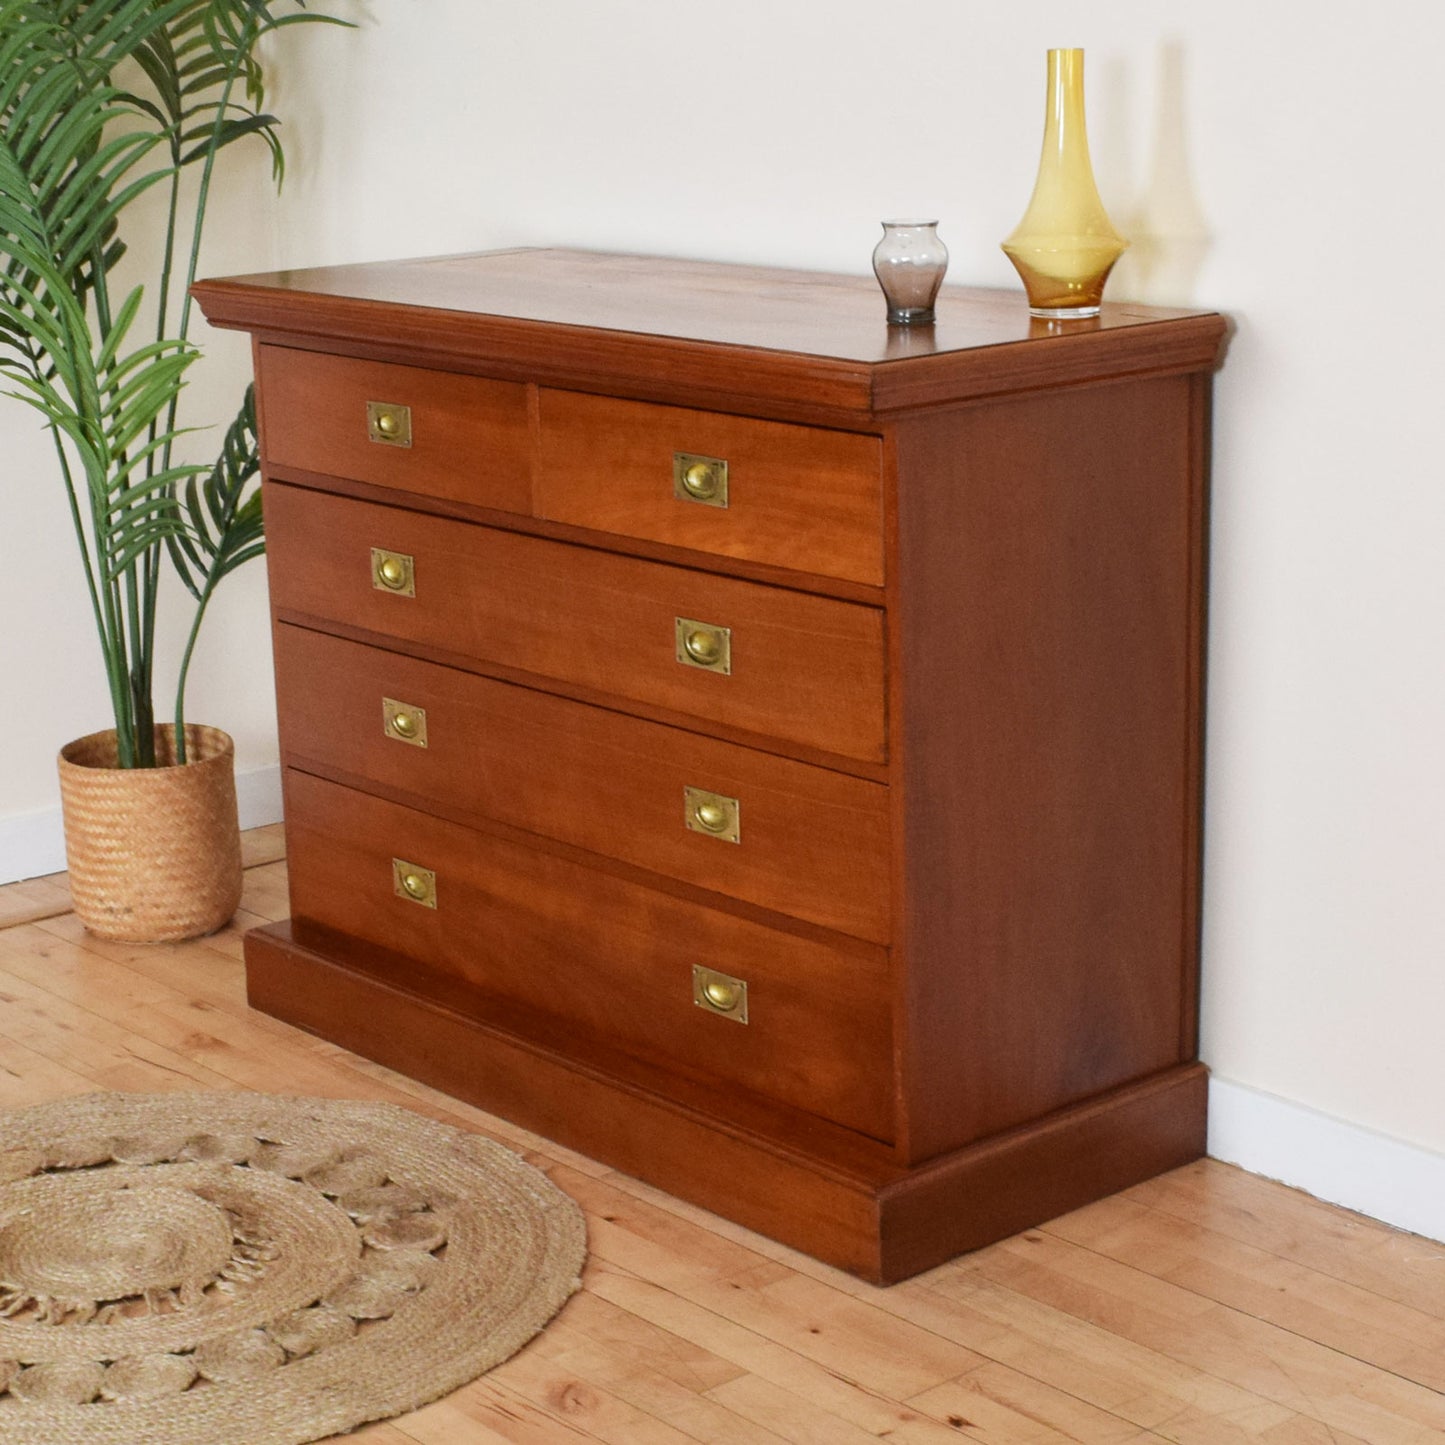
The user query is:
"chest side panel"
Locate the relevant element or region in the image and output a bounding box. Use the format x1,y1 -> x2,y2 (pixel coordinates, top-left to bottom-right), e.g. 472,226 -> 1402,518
891,373 -> 1206,1160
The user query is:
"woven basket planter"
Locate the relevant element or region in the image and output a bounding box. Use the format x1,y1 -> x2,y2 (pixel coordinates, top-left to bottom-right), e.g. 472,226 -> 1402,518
57,725 -> 243,943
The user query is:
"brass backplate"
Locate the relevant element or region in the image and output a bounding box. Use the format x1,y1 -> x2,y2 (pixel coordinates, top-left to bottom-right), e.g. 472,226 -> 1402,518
674,617 -> 732,675
367,400 -> 412,448
683,785 -> 741,844
692,965 -> 749,1024
370,547 -> 415,597
392,858 -> 437,909
382,697 -> 428,748
672,452 -> 729,508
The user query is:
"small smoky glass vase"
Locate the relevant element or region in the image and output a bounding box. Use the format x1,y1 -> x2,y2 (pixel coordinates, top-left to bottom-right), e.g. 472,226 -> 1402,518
871,220 -> 948,325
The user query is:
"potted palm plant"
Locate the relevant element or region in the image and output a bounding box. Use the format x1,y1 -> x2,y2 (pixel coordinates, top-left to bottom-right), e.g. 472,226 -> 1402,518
0,0 -> 349,941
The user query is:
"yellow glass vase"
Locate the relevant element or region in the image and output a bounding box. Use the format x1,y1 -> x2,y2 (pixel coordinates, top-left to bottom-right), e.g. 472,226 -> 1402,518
1002,48 -> 1127,319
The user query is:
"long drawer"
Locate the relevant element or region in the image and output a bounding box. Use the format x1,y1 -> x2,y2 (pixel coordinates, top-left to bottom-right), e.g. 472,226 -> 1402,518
257,344 -> 531,512
535,390 -> 884,585
274,625 -> 890,943
264,483 -> 887,763
284,770 -> 894,1140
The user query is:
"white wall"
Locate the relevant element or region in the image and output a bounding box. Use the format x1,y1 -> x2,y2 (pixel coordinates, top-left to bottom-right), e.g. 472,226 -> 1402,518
5,2 -> 1444,1222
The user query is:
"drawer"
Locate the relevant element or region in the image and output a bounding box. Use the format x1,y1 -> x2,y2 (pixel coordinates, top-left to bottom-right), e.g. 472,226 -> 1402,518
265,483 -> 887,764
274,625 -> 890,943
285,770 -> 894,1141
536,391 -> 884,586
256,344 -> 530,512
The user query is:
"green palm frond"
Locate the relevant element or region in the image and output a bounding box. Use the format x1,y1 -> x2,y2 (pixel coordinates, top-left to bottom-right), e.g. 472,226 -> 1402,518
0,282 -> 206,566
169,382 -> 266,742
170,382 -> 263,601
0,0 -> 355,766
126,1 -> 354,185
0,2 -> 181,362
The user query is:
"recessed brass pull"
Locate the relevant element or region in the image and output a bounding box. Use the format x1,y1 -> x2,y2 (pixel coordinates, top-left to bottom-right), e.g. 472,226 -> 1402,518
367,401 -> 412,447
684,786 -> 740,844
692,965 -> 748,1023
391,858 -> 436,908
674,617 -> 731,674
371,548 -> 415,597
673,452 -> 728,508
382,697 -> 428,748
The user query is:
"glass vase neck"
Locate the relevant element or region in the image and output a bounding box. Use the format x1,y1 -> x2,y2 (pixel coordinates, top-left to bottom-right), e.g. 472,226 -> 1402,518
1042,50 -> 1089,178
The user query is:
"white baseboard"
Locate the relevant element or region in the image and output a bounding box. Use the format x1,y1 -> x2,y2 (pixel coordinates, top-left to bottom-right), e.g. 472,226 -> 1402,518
1208,1075 -> 1445,1243
0,805 -> 67,887
0,763 -> 283,885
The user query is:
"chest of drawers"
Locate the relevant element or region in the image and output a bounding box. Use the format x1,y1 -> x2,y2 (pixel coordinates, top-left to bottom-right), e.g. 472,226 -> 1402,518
194,249 -> 1228,1283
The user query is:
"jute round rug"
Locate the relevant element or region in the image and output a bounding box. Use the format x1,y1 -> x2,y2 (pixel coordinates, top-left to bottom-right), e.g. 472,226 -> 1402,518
0,1091 -> 586,1444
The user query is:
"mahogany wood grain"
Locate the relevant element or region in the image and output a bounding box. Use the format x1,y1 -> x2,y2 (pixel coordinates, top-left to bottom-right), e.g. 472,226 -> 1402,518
211,249 -> 1228,1283
264,462 -> 886,606
257,343 -> 530,511
1178,373 -> 1213,1061
283,770 -> 894,1140
246,914 -> 1209,1284
876,1064 -> 1208,1282
194,249 -> 1229,426
269,602 -> 890,784
244,919 -> 890,1280
280,919 -> 892,1176
889,375 -> 1203,1163
535,390 -> 884,585
263,482 -> 888,763
272,624 -> 891,943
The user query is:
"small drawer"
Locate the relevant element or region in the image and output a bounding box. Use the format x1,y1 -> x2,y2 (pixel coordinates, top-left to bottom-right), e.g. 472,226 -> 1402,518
274,625 -> 891,944
285,770 -> 893,1141
265,483 -> 887,764
537,391 -> 884,586
256,344 -> 530,512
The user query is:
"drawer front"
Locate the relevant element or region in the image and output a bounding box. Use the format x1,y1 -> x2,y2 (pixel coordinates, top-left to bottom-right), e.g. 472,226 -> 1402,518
257,344 -> 531,512
536,391 -> 884,586
274,625 -> 890,944
285,770 -> 894,1141
265,483 -> 887,764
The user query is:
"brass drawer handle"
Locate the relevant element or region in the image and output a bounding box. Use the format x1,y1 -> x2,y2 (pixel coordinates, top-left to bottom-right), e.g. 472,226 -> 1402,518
382,697 -> 428,747
675,617 -> 731,674
371,548 -> 415,596
392,858 -> 436,908
693,965 -> 748,1023
673,452 -> 728,508
684,786 -> 740,844
367,401 -> 412,447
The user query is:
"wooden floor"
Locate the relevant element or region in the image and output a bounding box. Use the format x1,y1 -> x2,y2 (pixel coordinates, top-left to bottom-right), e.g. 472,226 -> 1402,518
2,832 -> 1443,1443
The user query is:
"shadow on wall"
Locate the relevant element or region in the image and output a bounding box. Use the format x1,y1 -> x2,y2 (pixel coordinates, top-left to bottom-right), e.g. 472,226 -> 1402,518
1097,40 -> 1212,307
